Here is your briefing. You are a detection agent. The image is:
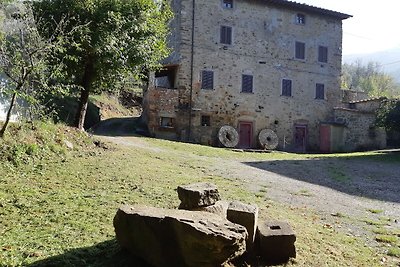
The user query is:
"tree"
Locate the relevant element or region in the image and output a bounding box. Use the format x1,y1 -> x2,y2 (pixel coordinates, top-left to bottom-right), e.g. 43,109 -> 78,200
0,2 -> 64,138
342,61 -> 400,98
33,0 -> 172,130
376,99 -> 400,132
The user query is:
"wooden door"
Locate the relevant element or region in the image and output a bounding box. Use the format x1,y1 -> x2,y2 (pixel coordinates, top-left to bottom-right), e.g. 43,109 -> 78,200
294,124 -> 307,152
239,122 -> 253,148
320,125 -> 331,153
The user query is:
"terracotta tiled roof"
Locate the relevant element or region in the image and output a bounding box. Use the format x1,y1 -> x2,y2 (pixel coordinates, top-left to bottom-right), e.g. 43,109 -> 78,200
333,107 -> 375,114
348,97 -> 387,104
265,0 -> 352,20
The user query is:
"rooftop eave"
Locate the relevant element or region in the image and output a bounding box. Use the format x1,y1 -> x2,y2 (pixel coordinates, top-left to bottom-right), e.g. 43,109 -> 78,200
265,0 -> 352,20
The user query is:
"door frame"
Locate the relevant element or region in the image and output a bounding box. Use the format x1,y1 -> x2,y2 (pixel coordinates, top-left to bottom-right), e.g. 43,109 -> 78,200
293,123 -> 308,152
238,121 -> 254,148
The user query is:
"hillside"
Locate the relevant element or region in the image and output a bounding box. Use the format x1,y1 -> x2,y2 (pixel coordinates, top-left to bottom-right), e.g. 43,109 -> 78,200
344,47 -> 400,83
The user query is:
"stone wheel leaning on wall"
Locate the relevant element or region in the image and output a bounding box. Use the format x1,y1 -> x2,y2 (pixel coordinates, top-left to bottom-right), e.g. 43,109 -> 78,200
218,125 -> 239,148
258,129 -> 279,150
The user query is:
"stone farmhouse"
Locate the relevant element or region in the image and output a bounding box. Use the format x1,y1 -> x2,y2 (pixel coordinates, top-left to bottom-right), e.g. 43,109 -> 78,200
143,0 -> 354,151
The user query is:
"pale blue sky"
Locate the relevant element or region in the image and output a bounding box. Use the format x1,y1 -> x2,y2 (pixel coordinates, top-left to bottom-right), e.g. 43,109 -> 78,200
298,0 -> 400,55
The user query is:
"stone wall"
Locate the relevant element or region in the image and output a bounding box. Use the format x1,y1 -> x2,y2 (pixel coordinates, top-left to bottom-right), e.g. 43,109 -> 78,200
333,107 -> 386,151
341,90 -> 368,103
143,87 -> 183,140
144,0 -> 348,151
351,98 -> 383,112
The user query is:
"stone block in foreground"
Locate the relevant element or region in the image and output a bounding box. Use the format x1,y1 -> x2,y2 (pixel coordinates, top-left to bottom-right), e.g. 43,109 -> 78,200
177,182 -> 221,209
113,205 -> 247,267
256,220 -> 296,263
227,201 -> 259,251
190,200 -> 229,218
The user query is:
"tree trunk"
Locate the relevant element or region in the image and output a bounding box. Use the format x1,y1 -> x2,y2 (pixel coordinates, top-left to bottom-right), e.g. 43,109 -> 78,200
75,86 -> 90,131
0,92 -> 17,138
74,57 -> 94,131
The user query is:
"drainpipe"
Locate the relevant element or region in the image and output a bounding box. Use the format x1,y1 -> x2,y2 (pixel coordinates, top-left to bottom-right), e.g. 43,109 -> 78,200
188,0 -> 195,141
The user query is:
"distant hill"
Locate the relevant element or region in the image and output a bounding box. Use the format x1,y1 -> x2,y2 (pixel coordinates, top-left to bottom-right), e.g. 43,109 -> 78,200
343,48 -> 400,83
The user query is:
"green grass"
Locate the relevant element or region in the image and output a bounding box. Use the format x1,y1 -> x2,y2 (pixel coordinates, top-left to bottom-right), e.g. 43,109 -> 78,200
388,247 -> 400,258
328,166 -> 350,182
373,227 -> 389,235
1,125 -> 399,266
363,219 -> 387,226
367,209 -> 384,214
376,235 -> 398,244
292,189 -> 314,197
331,212 -> 346,218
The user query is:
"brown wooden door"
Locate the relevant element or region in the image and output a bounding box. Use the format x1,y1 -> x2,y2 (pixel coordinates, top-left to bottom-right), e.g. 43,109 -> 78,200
239,122 -> 253,148
294,124 -> 307,152
320,125 -> 331,153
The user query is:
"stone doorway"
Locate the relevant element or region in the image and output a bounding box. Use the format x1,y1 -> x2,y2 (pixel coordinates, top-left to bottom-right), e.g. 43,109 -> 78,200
238,121 -> 253,148
294,124 -> 307,152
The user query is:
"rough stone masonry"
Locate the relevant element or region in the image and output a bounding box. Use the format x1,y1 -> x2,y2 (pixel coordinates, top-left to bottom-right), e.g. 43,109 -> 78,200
114,182 -> 297,266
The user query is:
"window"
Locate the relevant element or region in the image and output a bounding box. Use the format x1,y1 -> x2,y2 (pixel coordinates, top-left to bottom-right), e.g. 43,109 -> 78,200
201,115 -> 211,126
160,117 -> 174,128
282,79 -> 292,96
296,13 -> 305,24
315,83 -> 325,99
295,42 -> 305,60
154,66 -> 177,89
241,74 -> 253,93
201,70 -> 214,90
318,46 -> 328,63
220,26 -> 232,45
222,0 -> 233,8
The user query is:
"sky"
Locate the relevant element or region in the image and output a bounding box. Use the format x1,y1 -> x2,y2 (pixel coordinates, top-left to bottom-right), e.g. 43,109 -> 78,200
298,0 -> 400,56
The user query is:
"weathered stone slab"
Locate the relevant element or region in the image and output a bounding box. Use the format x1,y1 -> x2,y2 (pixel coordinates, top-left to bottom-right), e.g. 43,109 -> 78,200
177,182 -> 221,209
256,220 -> 296,263
113,205 -> 247,267
191,200 -> 229,218
227,201 -> 259,251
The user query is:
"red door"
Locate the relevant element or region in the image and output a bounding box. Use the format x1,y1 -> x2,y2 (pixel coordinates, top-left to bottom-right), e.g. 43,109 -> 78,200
239,122 -> 253,148
294,124 -> 307,152
320,125 -> 331,153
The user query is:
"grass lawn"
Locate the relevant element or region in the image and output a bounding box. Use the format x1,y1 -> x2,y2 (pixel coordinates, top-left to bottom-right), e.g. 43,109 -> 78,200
0,131 -> 399,266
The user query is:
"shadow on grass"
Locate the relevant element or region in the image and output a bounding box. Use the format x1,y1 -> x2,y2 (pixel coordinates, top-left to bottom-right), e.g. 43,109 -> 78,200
28,239 -> 152,267
244,151 -> 400,203
90,117 -> 149,137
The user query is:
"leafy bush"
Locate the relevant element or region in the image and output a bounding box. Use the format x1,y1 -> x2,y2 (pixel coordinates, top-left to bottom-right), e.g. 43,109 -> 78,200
376,99 -> 400,132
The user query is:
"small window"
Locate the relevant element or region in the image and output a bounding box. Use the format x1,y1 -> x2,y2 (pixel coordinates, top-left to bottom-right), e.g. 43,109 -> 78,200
222,0 -> 233,8
201,115 -> 211,126
296,14 -> 306,25
220,26 -> 232,45
241,74 -> 253,93
201,70 -> 214,90
318,46 -> 328,63
160,117 -> 174,128
315,83 -> 325,99
282,79 -> 292,96
295,42 -> 305,60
